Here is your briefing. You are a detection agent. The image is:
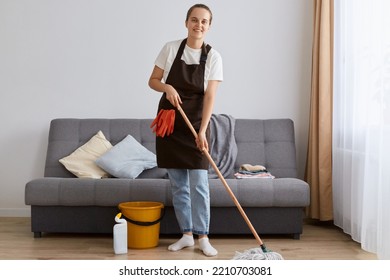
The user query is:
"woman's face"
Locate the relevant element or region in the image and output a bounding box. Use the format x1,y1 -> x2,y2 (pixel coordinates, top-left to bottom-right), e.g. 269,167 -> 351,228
185,8 -> 211,40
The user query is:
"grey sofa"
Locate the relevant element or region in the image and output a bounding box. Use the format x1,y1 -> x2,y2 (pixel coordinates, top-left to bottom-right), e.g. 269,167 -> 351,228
25,118 -> 310,239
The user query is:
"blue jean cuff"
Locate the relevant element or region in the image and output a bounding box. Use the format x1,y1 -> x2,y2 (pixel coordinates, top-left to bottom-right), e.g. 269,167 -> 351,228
193,230 -> 209,235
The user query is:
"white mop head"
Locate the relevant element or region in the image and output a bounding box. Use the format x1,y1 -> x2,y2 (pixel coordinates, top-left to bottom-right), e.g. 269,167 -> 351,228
232,248 -> 284,260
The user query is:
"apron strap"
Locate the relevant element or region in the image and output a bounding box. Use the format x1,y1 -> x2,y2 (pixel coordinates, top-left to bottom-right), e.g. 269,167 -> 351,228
200,44 -> 212,63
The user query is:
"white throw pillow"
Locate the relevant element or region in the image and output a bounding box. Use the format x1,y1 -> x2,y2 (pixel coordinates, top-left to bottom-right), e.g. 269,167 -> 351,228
59,131 -> 113,179
96,135 -> 157,179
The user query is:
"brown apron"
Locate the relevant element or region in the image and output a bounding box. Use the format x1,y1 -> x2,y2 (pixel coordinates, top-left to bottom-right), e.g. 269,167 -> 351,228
156,39 -> 211,169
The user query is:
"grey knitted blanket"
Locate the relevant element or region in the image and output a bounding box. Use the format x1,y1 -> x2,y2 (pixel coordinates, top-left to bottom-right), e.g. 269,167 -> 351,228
208,114 -> 237,179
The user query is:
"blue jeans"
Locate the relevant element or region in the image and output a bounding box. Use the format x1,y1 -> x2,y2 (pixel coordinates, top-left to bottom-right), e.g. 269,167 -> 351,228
167,169 -> 210,235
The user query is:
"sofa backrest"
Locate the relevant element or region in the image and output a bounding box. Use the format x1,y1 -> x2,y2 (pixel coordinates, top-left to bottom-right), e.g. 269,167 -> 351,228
234,119 -> 297,178
44,118 -> 297,178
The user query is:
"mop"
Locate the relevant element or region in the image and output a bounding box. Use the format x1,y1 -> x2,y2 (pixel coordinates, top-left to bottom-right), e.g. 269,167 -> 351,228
151,106 -> 284,260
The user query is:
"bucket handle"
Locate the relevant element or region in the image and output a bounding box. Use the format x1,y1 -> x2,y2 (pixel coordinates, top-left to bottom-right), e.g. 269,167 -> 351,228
119,207 -> 165,226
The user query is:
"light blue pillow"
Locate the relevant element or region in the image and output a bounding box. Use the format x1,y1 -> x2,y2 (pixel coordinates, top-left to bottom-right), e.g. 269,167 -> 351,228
96,135 -> 157,179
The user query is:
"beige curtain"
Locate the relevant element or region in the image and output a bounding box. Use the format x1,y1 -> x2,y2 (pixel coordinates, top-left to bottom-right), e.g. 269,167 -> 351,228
305,0 -> 334,221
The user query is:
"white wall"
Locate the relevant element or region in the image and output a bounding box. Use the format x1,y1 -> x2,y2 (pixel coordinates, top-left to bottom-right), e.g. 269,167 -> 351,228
0,0 -> 313,217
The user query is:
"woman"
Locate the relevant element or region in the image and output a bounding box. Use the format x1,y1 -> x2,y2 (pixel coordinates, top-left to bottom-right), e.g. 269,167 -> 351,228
148,4 -> 223,257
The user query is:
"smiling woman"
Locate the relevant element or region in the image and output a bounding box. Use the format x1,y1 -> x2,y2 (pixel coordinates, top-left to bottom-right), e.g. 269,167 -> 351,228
0,2 -> 313,257
185,3 -> 212,46
148,3 -> 223,257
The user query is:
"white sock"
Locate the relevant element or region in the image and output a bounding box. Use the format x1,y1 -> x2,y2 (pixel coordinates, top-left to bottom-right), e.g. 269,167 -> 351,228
199,237 -> 218,257
168,234 -> 194,251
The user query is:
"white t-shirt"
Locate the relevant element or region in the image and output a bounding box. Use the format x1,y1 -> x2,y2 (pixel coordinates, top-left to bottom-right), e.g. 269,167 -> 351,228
154,39 -> 223,91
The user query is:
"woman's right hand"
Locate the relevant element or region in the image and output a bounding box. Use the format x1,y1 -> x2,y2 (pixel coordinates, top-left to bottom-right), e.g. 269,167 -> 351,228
148,65 -> 182,108
165,84 -> 182,108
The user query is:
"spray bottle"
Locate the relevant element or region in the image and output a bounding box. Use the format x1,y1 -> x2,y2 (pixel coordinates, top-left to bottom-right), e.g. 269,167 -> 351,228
113,213 -> 128,254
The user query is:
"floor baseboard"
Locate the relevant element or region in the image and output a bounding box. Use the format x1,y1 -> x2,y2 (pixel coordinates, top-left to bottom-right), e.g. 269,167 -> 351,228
0,208 -> 31,217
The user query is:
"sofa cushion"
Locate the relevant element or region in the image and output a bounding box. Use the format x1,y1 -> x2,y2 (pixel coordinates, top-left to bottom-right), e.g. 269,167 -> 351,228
137,167 -> 168,179
96,135 -> 157,179
234,119 -> 297,178
25,177 -> 309,208
59,131 -> 112,179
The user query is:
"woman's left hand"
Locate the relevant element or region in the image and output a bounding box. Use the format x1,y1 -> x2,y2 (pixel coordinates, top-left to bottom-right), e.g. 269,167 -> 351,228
196,131 -> 209,152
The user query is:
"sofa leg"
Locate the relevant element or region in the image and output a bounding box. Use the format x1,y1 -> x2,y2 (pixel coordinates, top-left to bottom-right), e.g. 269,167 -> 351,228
34,232 -> 42,238
292,233 -> 300,240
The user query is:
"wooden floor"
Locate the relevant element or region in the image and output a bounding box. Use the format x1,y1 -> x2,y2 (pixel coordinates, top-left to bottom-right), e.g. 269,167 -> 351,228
0,217 -> 377,260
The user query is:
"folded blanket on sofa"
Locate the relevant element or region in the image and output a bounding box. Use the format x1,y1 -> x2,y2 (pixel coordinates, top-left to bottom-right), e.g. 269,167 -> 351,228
208,114 -> 237,179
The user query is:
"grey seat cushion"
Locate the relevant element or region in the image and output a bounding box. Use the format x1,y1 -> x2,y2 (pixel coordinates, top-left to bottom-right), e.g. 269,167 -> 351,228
25,177 -> 309,208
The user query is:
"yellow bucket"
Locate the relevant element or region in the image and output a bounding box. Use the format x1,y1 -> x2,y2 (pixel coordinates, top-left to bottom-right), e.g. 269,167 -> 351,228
118,201 -> 164,249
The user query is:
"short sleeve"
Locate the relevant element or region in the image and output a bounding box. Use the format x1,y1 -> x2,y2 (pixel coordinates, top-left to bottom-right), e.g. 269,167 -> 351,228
154,43 -> 169,70
207,50 -> 223,81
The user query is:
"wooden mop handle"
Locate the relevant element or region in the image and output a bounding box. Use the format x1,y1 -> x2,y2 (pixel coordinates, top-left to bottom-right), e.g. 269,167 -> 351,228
176,105 -> 264,246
